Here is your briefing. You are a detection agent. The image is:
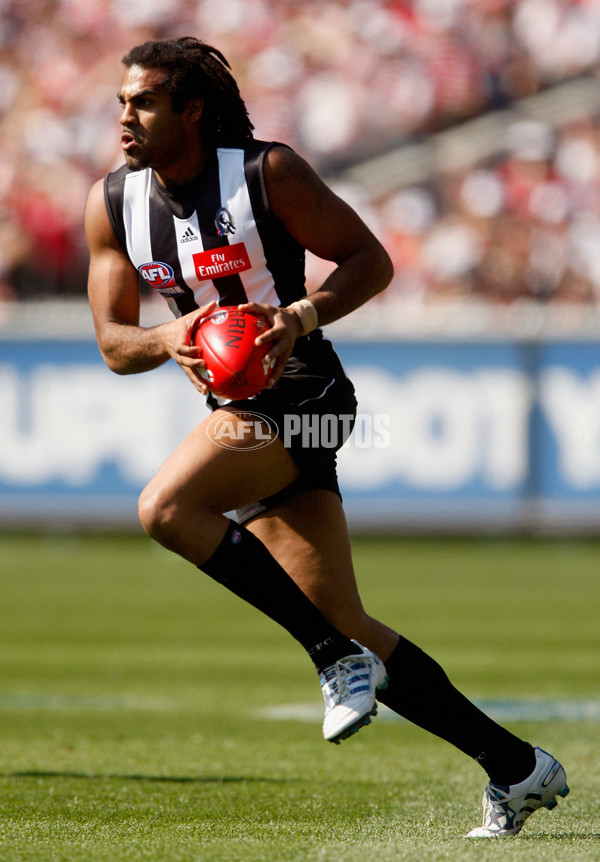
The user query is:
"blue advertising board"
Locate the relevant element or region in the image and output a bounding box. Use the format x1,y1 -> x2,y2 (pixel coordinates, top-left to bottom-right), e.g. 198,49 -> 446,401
1,335 -> 599,531
334,339 -> 600,529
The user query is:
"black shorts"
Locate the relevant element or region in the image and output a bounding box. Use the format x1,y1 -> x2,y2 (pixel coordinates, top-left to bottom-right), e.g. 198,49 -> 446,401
212,330 -> 357,524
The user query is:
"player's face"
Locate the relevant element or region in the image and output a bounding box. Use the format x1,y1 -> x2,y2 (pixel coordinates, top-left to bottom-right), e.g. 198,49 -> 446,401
118,65 -> 186,173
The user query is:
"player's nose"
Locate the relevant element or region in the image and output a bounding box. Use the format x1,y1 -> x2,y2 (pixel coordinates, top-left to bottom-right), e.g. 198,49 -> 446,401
119,101 -> 138,126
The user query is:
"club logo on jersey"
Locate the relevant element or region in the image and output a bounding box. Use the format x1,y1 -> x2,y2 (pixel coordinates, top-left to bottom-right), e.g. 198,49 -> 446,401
215,207 -> 236,236
138,261 -> 176,289
193,243 -> 251,281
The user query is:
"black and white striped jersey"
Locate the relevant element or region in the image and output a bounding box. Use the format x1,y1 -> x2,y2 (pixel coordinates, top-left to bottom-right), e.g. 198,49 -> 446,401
104,140 -> 307,318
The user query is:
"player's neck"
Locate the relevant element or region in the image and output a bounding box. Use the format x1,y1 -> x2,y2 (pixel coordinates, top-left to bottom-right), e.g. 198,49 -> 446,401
153,143 -> 211,190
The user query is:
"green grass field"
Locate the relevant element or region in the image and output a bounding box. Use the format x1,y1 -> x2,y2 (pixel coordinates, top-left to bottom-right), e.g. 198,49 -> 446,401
0,532 -> 598,861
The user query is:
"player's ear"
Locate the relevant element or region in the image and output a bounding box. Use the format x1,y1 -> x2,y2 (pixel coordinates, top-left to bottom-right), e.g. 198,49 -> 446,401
184,98 -> 204,125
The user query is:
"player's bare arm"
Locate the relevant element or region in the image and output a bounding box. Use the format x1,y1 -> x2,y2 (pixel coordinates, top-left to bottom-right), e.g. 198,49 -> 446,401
85,179 -> 216,392
240,145 -> 393,381
266,145 -> 394,321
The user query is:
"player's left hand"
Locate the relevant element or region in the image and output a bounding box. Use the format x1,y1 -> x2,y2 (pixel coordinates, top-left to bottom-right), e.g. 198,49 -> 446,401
237,302 -> 303,387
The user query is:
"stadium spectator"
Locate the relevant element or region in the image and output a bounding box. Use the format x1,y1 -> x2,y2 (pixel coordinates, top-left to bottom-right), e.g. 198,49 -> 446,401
3,0 -> 600,304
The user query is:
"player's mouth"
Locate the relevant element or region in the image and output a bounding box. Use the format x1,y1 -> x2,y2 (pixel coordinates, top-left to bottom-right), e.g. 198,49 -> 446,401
121,131 -> 142,152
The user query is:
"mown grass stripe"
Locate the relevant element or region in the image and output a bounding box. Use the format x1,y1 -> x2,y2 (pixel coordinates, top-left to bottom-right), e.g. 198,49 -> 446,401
260,699 -> 600,723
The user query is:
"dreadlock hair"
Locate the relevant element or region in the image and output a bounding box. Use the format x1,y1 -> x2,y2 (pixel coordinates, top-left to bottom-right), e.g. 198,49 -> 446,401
121,37 -> 254,146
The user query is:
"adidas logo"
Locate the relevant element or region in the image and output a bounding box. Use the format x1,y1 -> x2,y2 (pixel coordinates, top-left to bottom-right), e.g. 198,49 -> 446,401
180,227 -> 198,243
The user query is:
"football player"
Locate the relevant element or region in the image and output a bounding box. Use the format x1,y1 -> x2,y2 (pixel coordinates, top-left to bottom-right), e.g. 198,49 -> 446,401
85,38 -> 567,837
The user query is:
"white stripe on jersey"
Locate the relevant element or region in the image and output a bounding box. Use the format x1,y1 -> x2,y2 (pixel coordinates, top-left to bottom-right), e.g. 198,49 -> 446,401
122,170 -> 152,266
216,148 -> 279,307
174,212 -> 219,308
122,170 -> 183,318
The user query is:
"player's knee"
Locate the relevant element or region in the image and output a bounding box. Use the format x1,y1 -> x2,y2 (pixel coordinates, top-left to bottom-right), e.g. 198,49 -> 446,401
138,486 -> 179,545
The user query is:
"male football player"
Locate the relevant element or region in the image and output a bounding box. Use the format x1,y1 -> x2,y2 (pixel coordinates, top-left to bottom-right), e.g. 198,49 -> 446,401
85,37 -> 568,836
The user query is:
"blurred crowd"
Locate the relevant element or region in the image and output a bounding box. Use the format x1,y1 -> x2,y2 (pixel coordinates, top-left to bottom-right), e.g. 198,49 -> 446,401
355,115 -> 600,308
2,0 -> 600,306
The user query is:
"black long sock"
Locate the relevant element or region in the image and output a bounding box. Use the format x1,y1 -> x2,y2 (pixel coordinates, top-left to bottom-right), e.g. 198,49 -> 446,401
200,520 -> 357,673
377,637 -> 536,785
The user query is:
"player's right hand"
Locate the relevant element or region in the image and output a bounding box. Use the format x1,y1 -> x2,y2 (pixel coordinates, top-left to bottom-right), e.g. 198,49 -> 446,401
162,301 -> 217,393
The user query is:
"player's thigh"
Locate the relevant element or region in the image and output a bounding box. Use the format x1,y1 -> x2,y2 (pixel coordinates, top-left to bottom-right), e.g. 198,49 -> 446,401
141,407 -> 300,515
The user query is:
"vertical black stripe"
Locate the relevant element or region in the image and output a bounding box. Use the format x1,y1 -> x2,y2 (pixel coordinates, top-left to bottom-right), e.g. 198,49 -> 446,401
104,166 -> 128,253
196,151 -> 248,306
244,142 -> 307,307
148,175 -> 199,316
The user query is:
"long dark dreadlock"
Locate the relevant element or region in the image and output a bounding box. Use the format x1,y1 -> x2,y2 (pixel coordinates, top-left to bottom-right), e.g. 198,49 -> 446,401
121,37 -> 254,146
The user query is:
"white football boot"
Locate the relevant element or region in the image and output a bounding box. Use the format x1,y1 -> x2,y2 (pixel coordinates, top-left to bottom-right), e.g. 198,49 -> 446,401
467,747 -> 569,837
320,641 -> 388,744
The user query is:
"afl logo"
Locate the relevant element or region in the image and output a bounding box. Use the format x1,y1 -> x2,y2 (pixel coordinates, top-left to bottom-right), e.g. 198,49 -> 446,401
206,410 -> 278,451
215,207 -> 236,237
138,261 -> 175,289
206,309 -> 229,325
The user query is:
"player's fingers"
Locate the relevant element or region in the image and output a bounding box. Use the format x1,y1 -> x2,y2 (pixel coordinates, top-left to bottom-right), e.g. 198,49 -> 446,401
262,332 -> 290,359
183,301 -> 218,344
178,343 -> 203,359
263,335 -> 294,386
238,302 -> 279,342
184,359 -> 212,393
265,353 -> 289,387
192,300 -> 218,321
255,312 -> 298,347
238,300 -> 272,317
255,325 -> 282,346
186,368 -> 209,394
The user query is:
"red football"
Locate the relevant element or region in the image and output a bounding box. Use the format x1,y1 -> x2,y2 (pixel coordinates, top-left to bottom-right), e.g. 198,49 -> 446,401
190,306 -> 275,399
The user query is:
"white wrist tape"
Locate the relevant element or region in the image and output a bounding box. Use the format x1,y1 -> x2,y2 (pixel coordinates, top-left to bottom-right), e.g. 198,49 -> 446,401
289,298 -> 319,336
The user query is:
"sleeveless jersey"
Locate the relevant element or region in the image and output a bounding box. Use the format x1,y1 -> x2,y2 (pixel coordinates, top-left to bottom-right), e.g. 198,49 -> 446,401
104,140 -> 307,318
